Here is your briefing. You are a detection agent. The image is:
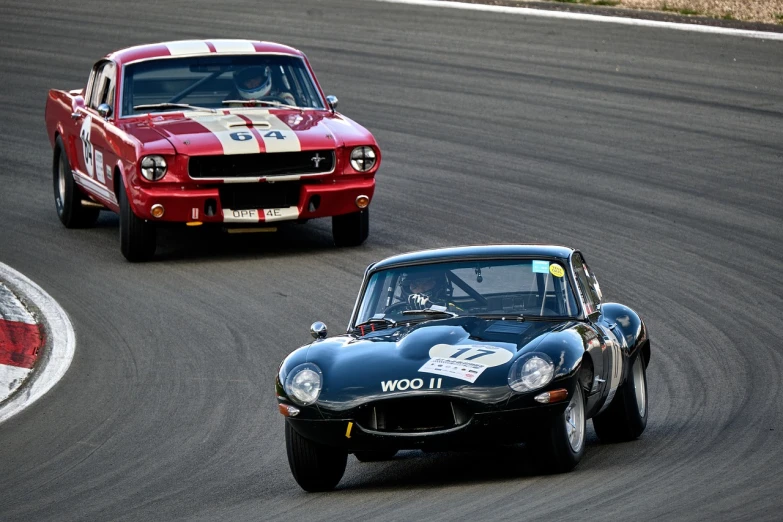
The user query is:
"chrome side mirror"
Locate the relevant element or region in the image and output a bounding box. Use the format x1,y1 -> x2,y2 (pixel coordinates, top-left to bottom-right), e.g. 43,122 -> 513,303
310,321 -> 327,340
326,95 -> 338,111
97,103 -> 113,120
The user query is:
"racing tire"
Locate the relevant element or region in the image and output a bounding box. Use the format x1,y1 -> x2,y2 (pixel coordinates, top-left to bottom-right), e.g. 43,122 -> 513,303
53,136 -> 99,228
530,384 -> 586,474
354,450 -> 398,462
118,178 -> 156,262
593,354 -> 648,443
332,209 -> 369,247
285,420 -> 347,492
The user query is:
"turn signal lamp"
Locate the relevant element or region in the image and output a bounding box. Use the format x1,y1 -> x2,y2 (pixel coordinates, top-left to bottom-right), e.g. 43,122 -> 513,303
150,204 -> 165,218
534,388 -> 569,404
355,195 -> 370,209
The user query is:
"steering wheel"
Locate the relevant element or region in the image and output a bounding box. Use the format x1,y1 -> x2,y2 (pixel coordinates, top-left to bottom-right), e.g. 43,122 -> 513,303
383,301 -> 412,315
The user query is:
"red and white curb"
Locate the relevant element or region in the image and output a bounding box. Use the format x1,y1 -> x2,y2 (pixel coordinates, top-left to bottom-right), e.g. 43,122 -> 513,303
0,263 -> 75,424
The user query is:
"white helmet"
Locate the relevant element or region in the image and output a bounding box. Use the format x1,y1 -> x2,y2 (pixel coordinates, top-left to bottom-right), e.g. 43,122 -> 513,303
233,66 -> 272,100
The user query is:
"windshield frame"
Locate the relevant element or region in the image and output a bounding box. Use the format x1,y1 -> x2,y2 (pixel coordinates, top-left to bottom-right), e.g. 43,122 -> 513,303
117,53 -> 327,118
348,256 -> 585,330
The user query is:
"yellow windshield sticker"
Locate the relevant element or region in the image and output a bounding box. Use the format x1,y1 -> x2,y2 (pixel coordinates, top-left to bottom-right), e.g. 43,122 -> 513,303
549,264 -> 565,278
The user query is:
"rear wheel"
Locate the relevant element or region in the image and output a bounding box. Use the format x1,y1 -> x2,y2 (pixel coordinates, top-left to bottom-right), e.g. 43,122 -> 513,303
285,421 -> 347,492
53,136 -> 99,228
530,384 -> 586,473
354,450 -> 398,462
332,209 -> 369,247
118,178 -> 156,262
593,355 -> 648,442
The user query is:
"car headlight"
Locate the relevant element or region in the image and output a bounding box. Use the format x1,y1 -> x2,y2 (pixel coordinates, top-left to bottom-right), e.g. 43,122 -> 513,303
140,155 -> 167,181
284,363 -> 323,406
350,146 -> 376,172
508,354 -> 554,393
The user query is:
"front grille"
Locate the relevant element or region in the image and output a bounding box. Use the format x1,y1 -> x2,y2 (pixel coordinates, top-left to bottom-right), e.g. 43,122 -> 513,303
189,150 -> 335,179
219,183 -> 300,211
356,397 -> 471,433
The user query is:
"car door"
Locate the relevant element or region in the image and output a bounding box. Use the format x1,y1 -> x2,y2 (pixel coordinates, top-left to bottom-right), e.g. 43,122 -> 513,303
571,252 -> 624,407
73,60 -> 118,206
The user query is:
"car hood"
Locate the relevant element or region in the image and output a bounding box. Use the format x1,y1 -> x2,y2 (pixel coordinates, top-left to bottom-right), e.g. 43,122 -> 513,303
123,109 -> 366,155
306,318 -> 572,411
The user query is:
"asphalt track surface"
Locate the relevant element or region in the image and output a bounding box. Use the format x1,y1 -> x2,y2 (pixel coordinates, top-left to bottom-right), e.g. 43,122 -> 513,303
1,1 -> 782,520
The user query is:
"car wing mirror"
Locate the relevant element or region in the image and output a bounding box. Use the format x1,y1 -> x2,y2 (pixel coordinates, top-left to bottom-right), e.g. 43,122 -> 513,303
310,321 -> 327,340
326,95 -> 338,111
97,103 -> 113,120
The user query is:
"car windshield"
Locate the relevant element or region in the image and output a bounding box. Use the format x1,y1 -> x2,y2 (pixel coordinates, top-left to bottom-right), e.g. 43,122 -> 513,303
121,54 -> 325,116
355,258 -> 580,325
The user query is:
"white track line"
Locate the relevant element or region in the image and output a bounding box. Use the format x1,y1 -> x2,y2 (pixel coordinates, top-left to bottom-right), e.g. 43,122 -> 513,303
377,0 -> 783,41
0,263 -> 75,424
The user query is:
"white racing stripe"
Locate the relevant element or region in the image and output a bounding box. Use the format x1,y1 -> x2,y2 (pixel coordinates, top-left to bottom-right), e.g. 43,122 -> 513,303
166,40 -> 211,55
260,115 -> 301,153
186,113 -> 262,155
376,0 -> 783,41
211,40 -> 256,53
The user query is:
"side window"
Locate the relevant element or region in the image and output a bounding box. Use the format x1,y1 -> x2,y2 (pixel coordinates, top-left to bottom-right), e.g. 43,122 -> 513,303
571,253 -> 601,315
87,62 -> 116,110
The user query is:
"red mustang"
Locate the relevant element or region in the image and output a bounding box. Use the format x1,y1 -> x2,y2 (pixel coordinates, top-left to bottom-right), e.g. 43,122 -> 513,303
45,40 -> 381,261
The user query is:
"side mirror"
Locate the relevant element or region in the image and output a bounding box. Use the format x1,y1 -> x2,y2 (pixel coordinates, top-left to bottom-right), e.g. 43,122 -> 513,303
310,321 -> 327,340
326,95 -> 338,111
97,103 -> 113,120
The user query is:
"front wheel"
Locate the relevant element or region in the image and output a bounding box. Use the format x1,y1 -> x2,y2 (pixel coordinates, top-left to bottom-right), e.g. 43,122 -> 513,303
332,209 -> 369,247
285,421 -> 347,492
530,384 -> 586,473
593,354 -> 648,443
118,178 -> 156,262
53,136 -> 99,228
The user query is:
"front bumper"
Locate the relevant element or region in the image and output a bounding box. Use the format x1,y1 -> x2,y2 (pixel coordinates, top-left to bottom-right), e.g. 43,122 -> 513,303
285,402 -> 568,452
129,176 -> 375,223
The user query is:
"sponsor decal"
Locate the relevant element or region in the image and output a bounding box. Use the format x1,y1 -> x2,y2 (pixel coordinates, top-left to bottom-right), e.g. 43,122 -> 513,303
381,377 -> 442,392
95,150 -> 104,183
549,263 -> 565,278
105,165 -> 112,181
532,260 -> 550,274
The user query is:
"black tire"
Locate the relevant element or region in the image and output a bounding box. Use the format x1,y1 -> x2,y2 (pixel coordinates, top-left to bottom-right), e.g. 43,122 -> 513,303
354,450 -> 398,462
593,354 -> 648,443
53,136 -> 99,228
118,178 -> 156,262
332,209 -> 369,247
530,384 -> 586,474
285,421 -> 347,492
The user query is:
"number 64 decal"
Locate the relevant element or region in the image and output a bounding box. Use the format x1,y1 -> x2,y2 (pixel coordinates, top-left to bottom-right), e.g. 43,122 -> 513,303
230,130 -> 286,141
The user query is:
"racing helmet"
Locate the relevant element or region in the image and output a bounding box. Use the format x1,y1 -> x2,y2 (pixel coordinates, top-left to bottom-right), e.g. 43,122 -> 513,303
233,66 -> 273,100
400,269 -> 451,301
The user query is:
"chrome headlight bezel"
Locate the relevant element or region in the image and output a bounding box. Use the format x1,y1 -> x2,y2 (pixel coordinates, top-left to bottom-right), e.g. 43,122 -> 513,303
284,363 -> 323,406
140,155 -> 168,181
350,146 -> 376,172
508,353 -> 555,393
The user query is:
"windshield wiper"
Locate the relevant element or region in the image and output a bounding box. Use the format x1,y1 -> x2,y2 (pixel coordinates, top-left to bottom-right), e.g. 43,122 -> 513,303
222,100 -> 301,110
133,102 -> 216,113
401,307 -> 457,318
473,313 -> 525,321
353,317 -> 397,335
